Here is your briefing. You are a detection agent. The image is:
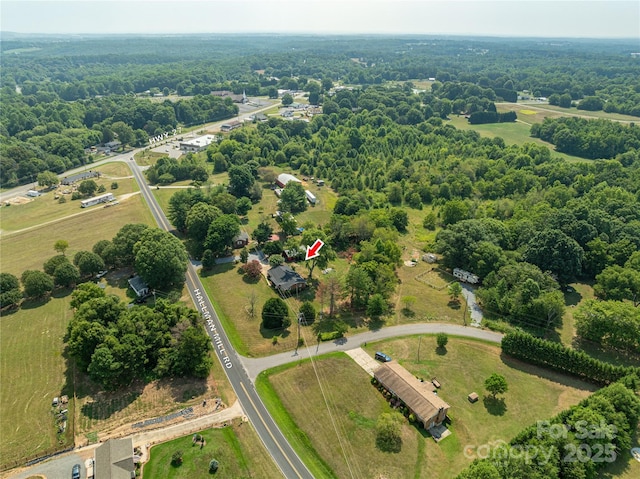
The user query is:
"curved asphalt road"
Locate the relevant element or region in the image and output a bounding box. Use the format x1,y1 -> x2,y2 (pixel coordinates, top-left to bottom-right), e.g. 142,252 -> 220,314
129,161 -> 314,478
240,324 -> 502,382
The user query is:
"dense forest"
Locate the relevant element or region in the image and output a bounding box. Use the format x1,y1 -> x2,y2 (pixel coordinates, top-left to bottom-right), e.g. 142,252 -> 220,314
2,35 -> 640,186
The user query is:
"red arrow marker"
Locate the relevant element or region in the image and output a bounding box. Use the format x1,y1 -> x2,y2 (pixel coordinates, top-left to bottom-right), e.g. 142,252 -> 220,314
305,239 -> 324,261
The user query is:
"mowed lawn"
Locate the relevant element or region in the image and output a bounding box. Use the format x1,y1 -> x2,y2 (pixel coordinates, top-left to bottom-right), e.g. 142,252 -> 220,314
0,194 -> 154,276
143,424 -> 281,479
0,163 -> 139,233
0,294 -> 74,469
259,338 -> 596,479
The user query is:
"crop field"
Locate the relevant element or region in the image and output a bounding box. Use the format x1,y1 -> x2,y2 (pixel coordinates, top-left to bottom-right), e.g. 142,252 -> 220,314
143,423 -> 281,479
259,339 -> 597,479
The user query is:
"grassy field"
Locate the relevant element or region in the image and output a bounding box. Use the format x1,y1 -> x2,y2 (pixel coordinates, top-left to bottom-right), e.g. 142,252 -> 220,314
0,294 -> 75,470
142,423 -> 281,479
447,115 -> 588,163
0,166 -> 140,233
0,193 -> 154,276
258,338 -> 597,479
513,102 -> 640,123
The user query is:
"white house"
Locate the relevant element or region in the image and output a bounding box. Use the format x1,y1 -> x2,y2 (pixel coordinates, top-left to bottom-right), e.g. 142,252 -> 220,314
80,193 -> 114,208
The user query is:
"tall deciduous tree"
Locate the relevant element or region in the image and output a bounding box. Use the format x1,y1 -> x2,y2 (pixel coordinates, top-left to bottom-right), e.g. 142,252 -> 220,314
21,270 -> 54,299
134,228 -> 188,289
112,223 -> 150,266
300,228 -> 335,279
54,239 -> 69,255
204,214 -> 240,257
279,182 -> 307,213
37,171 -> 59,187
228,165 -> 254,198
53,262 -> 80,287
78,179 -> 98,197
252,222 -> 273,246
0,272 -> 22,309
485,373 -> 508,398
523,229 -> 584,285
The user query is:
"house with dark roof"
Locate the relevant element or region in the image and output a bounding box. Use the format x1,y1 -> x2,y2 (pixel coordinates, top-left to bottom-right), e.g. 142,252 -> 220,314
267,265 -> 307,293
127,276 -> 149,297
233,231 -> 250,249
374,362 -> 450,430
94,438 -> 134,479
61,171 -> 100,185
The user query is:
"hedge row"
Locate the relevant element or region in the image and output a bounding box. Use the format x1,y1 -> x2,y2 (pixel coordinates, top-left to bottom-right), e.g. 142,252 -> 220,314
501,331 -> 640,386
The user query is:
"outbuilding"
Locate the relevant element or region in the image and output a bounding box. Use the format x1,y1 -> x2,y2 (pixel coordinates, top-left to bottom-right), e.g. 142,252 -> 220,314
275,173 -> 301,188
233,231 -> 250,248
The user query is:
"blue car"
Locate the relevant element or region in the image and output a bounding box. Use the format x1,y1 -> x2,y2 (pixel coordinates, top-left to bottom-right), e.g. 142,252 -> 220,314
375,352 -> 392,362
71,463 -> 81,479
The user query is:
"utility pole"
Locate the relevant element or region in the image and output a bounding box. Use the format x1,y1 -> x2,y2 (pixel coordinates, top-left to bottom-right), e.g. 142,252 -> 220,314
417,336 -> 422,363
295,312 -> 304,354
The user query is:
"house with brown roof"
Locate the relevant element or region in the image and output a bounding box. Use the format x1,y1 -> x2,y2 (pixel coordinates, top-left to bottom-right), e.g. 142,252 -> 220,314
374,362 -> 450,430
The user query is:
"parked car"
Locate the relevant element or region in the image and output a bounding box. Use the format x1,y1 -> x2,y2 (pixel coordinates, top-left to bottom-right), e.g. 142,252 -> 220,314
71,463 -> 81,479
375,352 -> 392,362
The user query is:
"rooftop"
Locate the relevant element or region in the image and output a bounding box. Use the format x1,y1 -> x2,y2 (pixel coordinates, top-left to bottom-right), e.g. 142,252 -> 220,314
375,362 -> 450,422
95,438 -> 134,479
267,265 -> 306,291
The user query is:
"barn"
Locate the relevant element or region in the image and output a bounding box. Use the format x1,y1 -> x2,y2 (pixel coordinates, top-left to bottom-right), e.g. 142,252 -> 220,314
275,173 -> 301,188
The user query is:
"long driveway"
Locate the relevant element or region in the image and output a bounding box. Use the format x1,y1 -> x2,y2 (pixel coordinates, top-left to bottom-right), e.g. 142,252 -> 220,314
240,324 -> 502,381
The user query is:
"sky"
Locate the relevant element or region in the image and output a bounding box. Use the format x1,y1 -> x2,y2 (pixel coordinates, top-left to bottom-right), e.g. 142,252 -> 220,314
1,0 -> 639,39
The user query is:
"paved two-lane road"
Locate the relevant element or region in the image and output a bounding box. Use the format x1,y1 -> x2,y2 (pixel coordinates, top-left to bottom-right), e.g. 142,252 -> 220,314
129,160 -> 314,478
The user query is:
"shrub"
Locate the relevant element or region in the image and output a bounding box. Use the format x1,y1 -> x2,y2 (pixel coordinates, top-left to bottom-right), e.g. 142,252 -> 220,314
171,450 -> 183,466
319,331 -> 342,341
436,332 -> 448,349
262,297 -> 289,329
58,196 -> 66,203
209,459 -> 219,473
111,182 -> 119,189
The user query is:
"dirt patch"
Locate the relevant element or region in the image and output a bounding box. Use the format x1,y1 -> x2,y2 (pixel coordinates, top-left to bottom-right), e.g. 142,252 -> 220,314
3,196 -> 32,206
75,374 -> 222,447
